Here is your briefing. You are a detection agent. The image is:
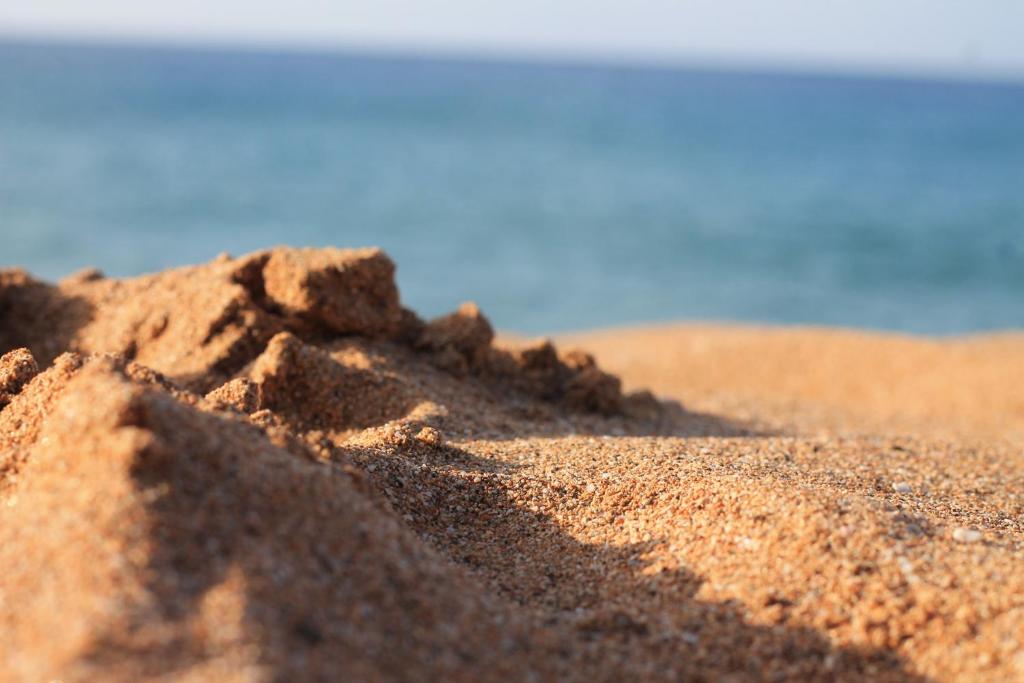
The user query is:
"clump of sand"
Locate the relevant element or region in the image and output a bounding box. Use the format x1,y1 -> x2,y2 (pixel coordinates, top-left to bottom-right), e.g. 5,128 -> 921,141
0,347 -> 37,408
1,248 -> 1022,682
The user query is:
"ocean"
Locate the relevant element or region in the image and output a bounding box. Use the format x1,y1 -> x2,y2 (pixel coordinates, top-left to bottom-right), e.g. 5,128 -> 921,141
1,39 -> 1022,334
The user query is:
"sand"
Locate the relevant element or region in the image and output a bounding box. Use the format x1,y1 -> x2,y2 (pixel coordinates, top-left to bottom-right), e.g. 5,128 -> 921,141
558,325 -> 1024,441
1,249 -> 1021,682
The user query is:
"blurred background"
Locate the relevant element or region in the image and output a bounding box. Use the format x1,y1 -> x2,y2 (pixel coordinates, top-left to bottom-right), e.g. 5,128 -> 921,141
1,2 -> 1022,334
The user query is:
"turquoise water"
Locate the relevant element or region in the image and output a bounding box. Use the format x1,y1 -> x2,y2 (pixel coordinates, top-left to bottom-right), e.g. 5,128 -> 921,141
1,39 -> 1022,334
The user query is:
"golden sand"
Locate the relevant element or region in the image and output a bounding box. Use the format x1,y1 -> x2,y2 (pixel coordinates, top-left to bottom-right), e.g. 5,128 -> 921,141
559,324 -> 1024,440
1,249 -> 1021,681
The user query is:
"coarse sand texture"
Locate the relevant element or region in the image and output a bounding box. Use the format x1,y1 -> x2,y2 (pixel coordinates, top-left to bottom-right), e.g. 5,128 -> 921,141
1,247 -> 1022,681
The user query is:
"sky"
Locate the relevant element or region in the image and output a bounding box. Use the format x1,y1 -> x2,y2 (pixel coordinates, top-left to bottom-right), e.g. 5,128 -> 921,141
1,1 -> 1024,79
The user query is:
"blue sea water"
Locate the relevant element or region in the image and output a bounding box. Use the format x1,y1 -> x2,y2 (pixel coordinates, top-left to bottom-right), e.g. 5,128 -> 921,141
1,39 -> 1022,334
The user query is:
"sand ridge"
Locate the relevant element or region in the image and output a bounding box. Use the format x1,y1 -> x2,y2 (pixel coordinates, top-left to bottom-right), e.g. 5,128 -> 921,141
1,248 -> 1022,681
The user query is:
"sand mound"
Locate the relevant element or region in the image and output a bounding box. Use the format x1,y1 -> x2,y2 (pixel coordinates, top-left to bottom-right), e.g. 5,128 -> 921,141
248,331 -> 419,434
0,359 -> 569,682
1,248 -> 1022,681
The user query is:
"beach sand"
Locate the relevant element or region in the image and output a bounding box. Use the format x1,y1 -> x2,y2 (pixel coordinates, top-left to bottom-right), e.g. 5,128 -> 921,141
559,325 -> 1024,441
1,248 -> 1021,681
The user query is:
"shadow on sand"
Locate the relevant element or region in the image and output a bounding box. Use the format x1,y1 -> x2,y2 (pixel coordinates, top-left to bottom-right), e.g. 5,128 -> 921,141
2,282 -> 920,680
77,393 -> 926,682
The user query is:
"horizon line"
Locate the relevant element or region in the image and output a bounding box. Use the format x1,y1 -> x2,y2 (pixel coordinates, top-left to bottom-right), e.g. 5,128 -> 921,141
3,29 -> 1024,88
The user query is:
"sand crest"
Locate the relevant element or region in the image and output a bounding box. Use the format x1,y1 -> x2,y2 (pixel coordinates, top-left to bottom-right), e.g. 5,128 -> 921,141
1,248 -> 1022,681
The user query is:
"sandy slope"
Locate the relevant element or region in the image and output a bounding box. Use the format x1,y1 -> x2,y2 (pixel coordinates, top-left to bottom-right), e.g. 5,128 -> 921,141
1,250 -> 1022,682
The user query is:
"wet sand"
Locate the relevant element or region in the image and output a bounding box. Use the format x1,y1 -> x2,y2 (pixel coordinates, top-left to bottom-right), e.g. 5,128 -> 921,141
1,249 -> 1022,681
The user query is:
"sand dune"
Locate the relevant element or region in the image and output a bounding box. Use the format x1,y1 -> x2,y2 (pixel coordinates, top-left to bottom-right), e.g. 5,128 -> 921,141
1,249 -> 1022,681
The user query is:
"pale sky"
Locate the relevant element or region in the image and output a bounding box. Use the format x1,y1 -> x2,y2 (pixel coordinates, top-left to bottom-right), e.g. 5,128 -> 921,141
2,1 -> 1024,79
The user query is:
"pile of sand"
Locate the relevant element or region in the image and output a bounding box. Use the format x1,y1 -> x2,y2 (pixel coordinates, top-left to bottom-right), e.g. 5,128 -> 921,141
1,248 -> 1021,681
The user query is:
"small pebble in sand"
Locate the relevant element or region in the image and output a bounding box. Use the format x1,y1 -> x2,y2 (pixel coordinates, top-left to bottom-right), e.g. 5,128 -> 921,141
416,426 -> 443,446
382,423 -> 413,447
892,482 -> 913,494
952,527 -> 983,543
